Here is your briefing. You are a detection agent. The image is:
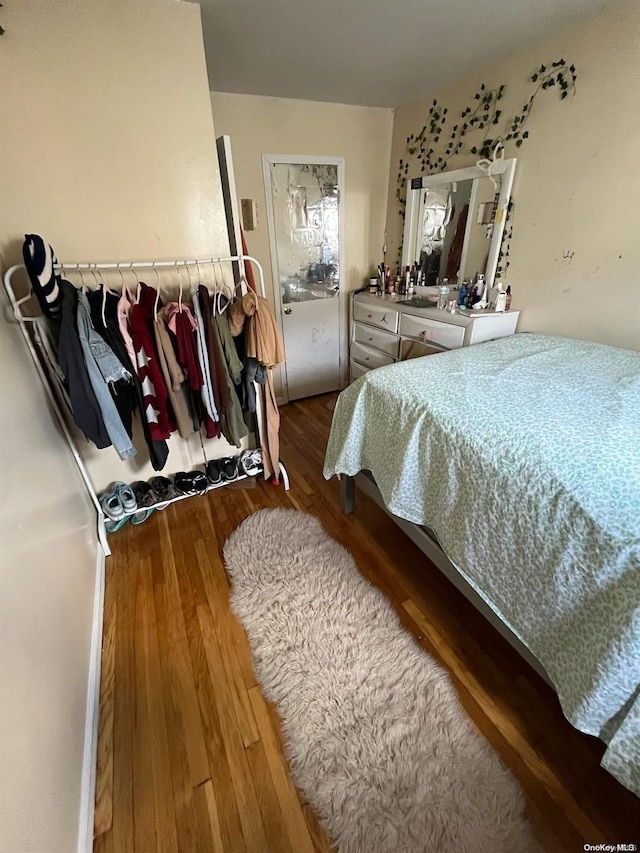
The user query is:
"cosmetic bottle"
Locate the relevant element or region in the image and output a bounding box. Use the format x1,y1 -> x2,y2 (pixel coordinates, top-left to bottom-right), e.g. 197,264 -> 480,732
495,282 -> 507,312
437,278 -> 450,310
457,280 -> 467,307
408,264 -> 416,296
505,285 -> 512,311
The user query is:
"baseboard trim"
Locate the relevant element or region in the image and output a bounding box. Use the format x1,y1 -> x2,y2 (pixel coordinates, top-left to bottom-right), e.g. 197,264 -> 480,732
77,543 -> 106,853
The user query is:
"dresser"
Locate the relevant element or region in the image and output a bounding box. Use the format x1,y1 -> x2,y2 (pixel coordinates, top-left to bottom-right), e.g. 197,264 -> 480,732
350,291 -> 519,380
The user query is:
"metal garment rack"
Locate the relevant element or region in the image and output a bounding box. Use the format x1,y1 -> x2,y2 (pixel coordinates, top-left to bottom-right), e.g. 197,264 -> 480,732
4,254 -> 289,557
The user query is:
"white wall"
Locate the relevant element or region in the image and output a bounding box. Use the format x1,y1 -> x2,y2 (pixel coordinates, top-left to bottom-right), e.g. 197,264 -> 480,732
210,92 -> 394,392
387,5 -> 640,351
0,0 -> 229,849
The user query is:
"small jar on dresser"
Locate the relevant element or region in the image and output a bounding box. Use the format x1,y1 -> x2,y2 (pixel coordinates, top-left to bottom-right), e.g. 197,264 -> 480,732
350,291 -> 520,381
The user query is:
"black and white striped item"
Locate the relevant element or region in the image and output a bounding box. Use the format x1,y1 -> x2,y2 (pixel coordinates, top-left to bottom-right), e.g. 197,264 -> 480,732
22,234 -> 62,319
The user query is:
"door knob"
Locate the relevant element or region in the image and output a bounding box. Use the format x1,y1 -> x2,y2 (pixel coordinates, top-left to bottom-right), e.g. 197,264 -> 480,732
284,307 -> 293,315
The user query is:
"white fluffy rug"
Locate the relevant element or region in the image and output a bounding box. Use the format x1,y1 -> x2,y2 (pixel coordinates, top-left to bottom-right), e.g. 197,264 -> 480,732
224,509 -> 538,853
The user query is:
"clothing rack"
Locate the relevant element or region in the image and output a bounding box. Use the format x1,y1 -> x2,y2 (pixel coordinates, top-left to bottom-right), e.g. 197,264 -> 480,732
4,254 -> 289,556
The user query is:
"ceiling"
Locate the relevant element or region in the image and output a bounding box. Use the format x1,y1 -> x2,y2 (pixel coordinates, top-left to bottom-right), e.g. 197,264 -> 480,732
198,0 -> 607,108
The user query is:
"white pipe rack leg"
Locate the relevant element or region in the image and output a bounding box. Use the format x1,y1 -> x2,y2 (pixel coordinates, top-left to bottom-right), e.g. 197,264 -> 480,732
97,513 -> 111,557
278,461 -> 290,491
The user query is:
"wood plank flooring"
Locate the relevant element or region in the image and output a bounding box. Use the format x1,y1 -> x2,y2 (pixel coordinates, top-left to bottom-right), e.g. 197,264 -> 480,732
94,393 -> 640,852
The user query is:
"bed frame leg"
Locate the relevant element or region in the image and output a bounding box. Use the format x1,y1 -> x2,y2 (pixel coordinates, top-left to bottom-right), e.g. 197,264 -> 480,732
340,475 -> 355,514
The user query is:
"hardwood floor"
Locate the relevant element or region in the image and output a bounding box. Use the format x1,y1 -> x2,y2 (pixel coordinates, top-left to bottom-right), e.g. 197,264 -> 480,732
94,393 -> 640,852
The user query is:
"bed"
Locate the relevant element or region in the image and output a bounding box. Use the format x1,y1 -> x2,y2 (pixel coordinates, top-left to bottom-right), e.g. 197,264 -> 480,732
323,333 -> 640,796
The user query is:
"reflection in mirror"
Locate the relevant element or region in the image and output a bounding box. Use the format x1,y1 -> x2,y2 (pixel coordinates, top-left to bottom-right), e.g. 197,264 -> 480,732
270,163 -> 340,305
418,176 -> 501,285
402,159 -> 516,288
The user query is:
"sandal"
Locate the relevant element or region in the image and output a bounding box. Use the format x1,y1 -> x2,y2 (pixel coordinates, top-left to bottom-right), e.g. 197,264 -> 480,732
130,480 -> 160,508
113,481 -> 137,513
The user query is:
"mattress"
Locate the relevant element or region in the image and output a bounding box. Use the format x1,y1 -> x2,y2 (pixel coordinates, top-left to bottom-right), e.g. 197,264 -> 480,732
324,333 -> 640,795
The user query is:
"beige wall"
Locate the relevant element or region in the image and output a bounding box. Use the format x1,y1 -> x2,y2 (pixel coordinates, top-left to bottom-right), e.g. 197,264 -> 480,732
1,0 -> 234,493
387,5 -> 640,350
0,0 -> 227,849
210,92 -> 394,391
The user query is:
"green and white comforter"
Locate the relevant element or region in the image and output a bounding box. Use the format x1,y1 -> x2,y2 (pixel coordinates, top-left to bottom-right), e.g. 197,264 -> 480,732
324,334 -> 640,795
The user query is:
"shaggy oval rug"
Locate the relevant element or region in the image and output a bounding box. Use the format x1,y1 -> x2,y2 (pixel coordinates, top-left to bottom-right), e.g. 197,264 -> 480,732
224,508 -> 538,853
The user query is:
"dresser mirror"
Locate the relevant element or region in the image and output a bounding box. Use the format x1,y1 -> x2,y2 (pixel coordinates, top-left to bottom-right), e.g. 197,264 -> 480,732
401,158 -> 516,287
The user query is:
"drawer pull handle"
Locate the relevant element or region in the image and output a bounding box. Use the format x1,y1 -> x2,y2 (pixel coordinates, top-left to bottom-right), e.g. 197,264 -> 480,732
367,314 -> 372,318
368,337 -> 373,341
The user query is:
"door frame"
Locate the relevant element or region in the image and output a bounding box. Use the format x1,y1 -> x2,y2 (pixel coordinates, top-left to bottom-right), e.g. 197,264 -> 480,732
262,154 -> 347,405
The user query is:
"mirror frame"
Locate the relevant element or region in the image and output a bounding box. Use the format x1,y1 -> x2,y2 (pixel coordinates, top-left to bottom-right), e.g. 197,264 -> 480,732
401,157 -> 517,286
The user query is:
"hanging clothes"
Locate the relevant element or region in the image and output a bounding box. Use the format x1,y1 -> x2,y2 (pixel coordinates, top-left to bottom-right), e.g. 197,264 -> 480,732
56,280 -> 111,449
76,290 -> 136,461
34,317 -> 72,413
214,309 -> 244,383
129,283 -> 176,440
228,292 -> 285,480
192,288 -> 221,439
163,302 -> 203,391
88,288 -> 169,471
117,288 -> 138,372
199,286 -> 229,415
87,287 -> 137,439
240,229 -> 257,293
22,234 -> 62,320
154,309 -> 198,438
227,306 -> 265,415
199,286 -> 247,448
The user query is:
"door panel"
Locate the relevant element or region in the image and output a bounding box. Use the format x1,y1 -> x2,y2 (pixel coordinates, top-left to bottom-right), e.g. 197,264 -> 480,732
267,161 -> 341,401
282,298 -> 341,399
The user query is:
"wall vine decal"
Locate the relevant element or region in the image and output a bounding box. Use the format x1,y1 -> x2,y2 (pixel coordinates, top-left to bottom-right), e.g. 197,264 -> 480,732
396,59 -> 577,274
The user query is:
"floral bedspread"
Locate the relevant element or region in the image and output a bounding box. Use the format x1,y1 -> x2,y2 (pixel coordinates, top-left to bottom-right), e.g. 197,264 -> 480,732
324,333 -> 640,796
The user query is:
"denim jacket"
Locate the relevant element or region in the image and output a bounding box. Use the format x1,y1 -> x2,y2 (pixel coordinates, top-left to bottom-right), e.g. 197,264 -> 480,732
76,291 -> 136,460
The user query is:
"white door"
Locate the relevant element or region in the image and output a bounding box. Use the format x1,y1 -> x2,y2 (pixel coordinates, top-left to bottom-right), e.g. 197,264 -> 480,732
264,158 -> 343,402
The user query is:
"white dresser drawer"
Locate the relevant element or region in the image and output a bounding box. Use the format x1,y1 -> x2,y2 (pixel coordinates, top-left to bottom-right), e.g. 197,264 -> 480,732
399,313 -> 465,349
353,322 -> 399,358
351,340 -> 394,369
350,359 -> 370,381
353,300 -> 399,334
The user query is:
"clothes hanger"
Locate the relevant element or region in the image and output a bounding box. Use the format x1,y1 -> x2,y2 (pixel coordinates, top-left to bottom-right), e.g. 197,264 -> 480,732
177,263 -> 184,312
88,265 -> 100,295
217,261 -> 231,314
212,262 -> 220,316
185,263 -> 194,307
153,263 -> 162,322
128,262 -> 140,304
